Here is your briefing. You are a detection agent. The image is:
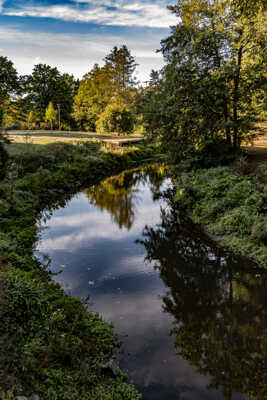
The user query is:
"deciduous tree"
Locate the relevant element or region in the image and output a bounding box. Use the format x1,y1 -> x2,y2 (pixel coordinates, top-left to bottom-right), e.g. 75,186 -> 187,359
73,46 -> 138,133
45,102 -> 57,130
25,64 -> 78,128
0,56 -> 19,179
147,0 -> 266,161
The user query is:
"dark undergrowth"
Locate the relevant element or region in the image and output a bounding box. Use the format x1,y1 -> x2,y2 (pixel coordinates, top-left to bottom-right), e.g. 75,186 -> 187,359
0,140 -> 161,399
173,164 -> 267,268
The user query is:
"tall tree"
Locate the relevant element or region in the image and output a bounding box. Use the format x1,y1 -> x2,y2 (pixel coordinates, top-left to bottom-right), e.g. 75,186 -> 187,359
0,56 -> 19,108
73,64 -> 114,131
73,47 -> 138,133
0,56 -> 19,179
140,70 -> 163,138
25,64 -> 78,128
105,45 -> 138,98
147,0 -> 266,161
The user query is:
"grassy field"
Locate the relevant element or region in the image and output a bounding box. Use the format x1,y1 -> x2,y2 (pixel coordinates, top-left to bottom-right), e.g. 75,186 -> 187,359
7,134 -> 97,147
6,131 -> 144,158
7,130 -> 143,139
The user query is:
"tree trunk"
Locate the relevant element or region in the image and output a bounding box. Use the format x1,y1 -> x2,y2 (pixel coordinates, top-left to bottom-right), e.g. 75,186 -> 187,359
233,45 -> 243,149
223,96 -> 231,146
211,24 -> 232,147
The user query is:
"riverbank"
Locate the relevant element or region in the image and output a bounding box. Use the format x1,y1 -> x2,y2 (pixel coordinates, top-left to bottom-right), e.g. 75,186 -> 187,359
0,141 -> 161,399
173,164 -> 267,268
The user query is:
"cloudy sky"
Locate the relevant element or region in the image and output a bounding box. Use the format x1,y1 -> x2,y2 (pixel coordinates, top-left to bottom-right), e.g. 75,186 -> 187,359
0,0 -> 177,82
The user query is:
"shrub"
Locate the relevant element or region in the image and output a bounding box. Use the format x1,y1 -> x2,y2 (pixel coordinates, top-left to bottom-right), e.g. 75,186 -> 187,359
251,220 -> 267,244
5,269 -> 129,398
0,140 -> 8,180
96,103 -> 135,135
173,166 -> 267,267
194,139 -> 242,168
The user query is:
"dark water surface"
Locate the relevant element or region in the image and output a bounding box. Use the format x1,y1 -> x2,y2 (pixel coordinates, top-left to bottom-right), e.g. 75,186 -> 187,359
37,166 -> 267,400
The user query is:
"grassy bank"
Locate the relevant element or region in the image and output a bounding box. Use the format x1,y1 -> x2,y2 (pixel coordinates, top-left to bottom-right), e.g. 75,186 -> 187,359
0,140 -> 161,399
173,165 -> 267,268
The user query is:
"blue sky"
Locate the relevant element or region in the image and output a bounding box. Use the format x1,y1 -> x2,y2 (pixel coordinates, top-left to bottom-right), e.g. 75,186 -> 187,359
0,0 -> 177,82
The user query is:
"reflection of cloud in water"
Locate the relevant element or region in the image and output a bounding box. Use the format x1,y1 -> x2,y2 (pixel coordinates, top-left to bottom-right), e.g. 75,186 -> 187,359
38,196 -> 162,252
99,254 -> 156,281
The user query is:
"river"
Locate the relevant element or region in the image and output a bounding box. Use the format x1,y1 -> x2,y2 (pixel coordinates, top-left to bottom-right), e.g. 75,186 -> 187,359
37,165 -> 267,400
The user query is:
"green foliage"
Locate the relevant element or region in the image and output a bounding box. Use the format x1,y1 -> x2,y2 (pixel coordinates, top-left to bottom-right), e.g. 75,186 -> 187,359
0,141 -> 160,397
73,64 -> 114,131
27,111 -> 34,129
174,166 -> 267,266
45,102 -> 57,130
96,103 -> 135,134
104,45 -> 137,96
73,46 -> 138,132
0,56 -> 19,104
24,64 -> 78,128
144,0 -> 266,160
90,378 -> 142,400
0,108 -> 8,179
5,269 -> 128,398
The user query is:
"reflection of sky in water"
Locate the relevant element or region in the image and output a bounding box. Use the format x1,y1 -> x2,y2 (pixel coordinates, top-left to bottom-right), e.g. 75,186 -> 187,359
37,175 -> 244,400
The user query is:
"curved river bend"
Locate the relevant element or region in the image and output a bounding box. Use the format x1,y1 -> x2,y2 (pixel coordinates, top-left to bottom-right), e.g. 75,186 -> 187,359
37,166 -> 267,400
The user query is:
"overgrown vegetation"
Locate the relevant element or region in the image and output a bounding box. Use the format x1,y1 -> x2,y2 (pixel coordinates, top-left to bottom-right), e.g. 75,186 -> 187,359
174,165 -> 267,267
0,141 -> 161,398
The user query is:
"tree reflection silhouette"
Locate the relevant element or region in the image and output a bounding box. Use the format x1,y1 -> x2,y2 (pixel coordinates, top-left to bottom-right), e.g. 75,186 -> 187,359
139,205 -> 267,400
85,165 -> 167,230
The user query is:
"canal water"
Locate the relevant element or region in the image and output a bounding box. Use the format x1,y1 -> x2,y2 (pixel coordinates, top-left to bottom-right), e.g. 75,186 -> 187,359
37,165 -> 267,400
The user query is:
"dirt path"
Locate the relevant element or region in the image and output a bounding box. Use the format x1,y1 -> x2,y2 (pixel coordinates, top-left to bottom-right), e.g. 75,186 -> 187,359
244,134 -> 267,167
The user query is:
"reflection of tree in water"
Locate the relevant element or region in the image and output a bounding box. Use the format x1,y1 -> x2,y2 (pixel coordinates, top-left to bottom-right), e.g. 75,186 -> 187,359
139,205 -> 267,400
85,164 -> 167,230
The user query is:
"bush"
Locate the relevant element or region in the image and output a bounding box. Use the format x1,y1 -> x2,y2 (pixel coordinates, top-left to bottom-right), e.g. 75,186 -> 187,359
173,166 -> 267,267
193,139 -> 243,168
0,139 -> 8,180
5,269 -> 133,399
96,103 -> 135,135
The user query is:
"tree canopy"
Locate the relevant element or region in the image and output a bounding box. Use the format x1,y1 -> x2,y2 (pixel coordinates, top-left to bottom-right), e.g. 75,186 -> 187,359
73,46 -> 138,134
0,56 -> 19,179
24,64 -> 78,129
143,0 -> 266,161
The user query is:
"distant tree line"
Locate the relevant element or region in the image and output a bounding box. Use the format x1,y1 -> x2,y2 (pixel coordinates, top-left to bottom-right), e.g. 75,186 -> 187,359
0,45 -> 141,134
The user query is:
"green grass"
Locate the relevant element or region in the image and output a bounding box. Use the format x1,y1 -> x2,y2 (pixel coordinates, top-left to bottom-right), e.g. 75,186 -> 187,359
174,166 -> 267,267
5,139 -> 100,156
7,129 -> 143,139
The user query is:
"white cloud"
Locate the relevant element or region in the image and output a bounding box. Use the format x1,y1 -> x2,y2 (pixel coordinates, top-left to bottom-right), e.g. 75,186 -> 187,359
4,2 -> 177,28
0,0 -> 5,12
0,26 -> 165,81
38,199 -> 162,251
